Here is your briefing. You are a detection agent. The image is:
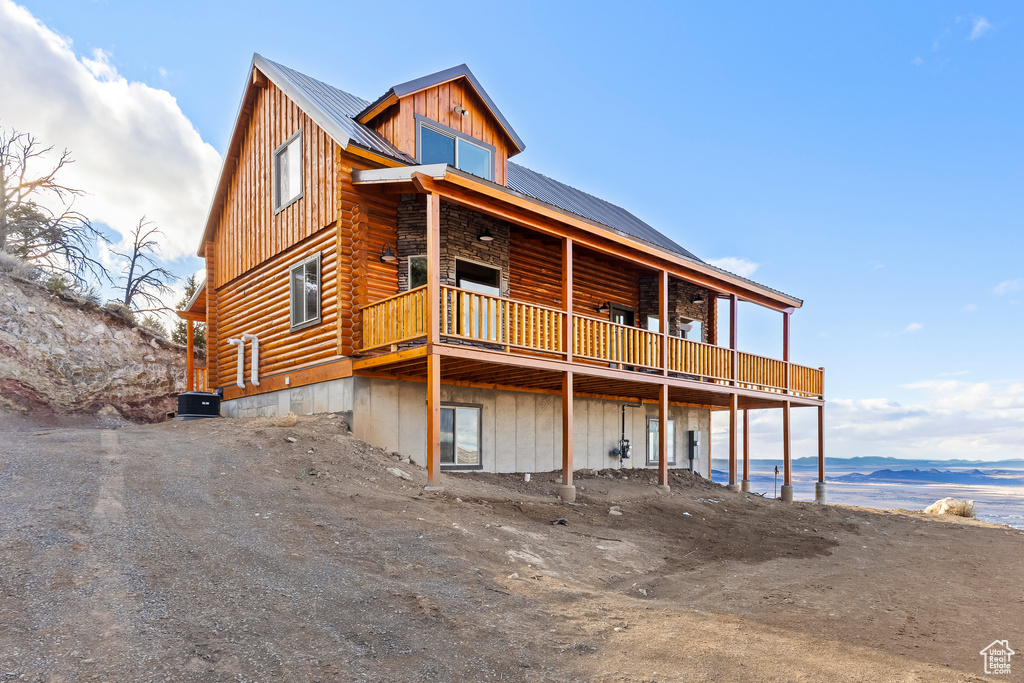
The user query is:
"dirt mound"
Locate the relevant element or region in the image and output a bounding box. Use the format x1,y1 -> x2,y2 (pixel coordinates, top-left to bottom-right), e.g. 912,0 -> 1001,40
0,271 -> 189,424
1,414 -> 1019,681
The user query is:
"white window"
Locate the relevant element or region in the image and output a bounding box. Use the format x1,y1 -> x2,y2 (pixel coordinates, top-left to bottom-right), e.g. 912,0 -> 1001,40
440,403 -> 482,469
680,319 -> 703,342
289,253 -> 320,331
647,417 -> 676,466
418,118 -> 494,181
274,130 -> 303,211
408,254 -> 428,289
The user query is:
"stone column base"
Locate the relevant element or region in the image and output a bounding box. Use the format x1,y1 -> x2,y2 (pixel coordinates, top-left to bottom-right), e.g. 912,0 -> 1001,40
557,484 -> 576,502
780,484 -> 794,502
424,485 -> 445,493
726,483 -> 740,492
656,484 -> 671,492
814,481 -> 827,504
740,479 -> 751,492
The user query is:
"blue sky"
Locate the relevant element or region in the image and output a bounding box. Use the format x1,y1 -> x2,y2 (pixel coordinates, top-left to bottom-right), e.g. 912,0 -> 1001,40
1,1 -> 1021,461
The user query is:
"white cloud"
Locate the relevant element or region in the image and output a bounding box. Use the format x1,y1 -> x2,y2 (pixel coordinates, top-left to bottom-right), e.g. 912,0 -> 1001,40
911,57 -> 924,66
903,322 -> 923,333
0,0 -> 221,261
968,16 -> 993,40
994,278 -> 1022,295
962,303 -> 977,312
707,257 -> 759,278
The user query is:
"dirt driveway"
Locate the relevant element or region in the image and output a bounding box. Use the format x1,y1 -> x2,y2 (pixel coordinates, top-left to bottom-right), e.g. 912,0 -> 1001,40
1,414 -> 1021,681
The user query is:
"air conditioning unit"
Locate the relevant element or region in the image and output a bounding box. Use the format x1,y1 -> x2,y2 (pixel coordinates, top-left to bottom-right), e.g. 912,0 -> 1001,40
176,391 -> 221,420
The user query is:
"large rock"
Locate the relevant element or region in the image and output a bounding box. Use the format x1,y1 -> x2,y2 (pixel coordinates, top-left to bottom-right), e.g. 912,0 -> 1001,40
0,272 -> 189,423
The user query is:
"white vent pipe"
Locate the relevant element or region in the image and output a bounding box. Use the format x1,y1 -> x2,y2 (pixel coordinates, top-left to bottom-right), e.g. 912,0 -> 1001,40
241,334 -> 260,386
227,338 -> 245,388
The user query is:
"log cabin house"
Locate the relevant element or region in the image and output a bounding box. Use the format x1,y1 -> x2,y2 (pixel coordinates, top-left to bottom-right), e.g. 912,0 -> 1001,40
177,54 -> 826,503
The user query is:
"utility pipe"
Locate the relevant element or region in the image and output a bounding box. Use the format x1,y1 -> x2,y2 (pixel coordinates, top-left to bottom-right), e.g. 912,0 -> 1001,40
227,338 -> 244,388
241,333 -> 260,386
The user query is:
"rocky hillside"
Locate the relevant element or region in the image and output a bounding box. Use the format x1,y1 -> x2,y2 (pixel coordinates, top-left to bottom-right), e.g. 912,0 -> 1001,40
0,270 -> 189,423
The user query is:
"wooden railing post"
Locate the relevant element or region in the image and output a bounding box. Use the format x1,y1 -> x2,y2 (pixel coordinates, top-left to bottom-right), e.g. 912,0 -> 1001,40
660,270 -> 669,376
563,238 -> 573,362
729,293 -> 738,385
783,308 -> 791,394
427,193 -> 440,347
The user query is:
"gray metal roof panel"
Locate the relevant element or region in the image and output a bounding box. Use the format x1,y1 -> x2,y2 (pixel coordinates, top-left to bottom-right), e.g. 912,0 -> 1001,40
256,55 -> 414,162
506,162 -> 700,262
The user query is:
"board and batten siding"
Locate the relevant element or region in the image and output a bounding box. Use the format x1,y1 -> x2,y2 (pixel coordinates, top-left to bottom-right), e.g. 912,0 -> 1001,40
367,78 -> 512,186
213,80 -> 338,286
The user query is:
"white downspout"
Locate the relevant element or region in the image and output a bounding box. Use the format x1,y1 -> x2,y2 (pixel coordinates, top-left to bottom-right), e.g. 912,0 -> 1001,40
227,338 -> 245,388
241,334 -> 260,386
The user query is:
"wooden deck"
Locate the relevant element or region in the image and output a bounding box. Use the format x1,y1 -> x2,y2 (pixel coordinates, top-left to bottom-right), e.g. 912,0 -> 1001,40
356,285 -> 823,408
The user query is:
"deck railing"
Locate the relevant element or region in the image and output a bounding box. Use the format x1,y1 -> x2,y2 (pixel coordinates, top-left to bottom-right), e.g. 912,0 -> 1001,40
574,317 -> 661,370
359,285 -> 429,352
192,366 -> 208,393
358,288 -> 823,398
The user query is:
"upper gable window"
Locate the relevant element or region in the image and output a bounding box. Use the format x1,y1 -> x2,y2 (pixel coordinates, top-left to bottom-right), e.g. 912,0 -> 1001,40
417,117 -> 493,181
274,130 -> 303,212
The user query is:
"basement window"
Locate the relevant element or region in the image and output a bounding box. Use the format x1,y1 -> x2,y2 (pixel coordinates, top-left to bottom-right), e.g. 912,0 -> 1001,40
417,116 -> 494,181
441,403 -> 482,469
646,417 -> 676,467
289,252 -> 320,331
274,130 -> 303,212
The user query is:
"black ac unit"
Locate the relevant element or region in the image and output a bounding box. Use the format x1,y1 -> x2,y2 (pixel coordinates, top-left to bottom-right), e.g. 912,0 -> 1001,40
176,391 -> 221,420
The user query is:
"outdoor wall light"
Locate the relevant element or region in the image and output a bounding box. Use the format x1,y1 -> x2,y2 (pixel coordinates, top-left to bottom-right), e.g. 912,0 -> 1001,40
454,105 -> 470,117
477,229 -> 494,242
380,245 -> 397,263
691,292 -> 706,305
596,301 -> 611,314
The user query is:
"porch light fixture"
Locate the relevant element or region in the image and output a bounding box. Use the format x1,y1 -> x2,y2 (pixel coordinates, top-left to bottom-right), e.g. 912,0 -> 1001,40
454,105 -> 470,118
380,245 -> 397,263
691,292 -> 706,305
477,229 -> 494,242
596,301 -> 611,314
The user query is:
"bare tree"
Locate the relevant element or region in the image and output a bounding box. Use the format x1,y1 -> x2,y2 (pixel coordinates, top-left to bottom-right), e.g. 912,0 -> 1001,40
112,217 -> 177,312
0,126 -> 109,288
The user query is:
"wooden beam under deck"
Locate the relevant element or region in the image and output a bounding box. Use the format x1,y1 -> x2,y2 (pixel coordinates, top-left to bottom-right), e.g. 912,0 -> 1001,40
352,343 -> 823,411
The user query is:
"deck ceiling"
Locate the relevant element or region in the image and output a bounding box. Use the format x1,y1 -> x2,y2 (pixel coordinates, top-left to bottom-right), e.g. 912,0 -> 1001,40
354,345 -> 821,411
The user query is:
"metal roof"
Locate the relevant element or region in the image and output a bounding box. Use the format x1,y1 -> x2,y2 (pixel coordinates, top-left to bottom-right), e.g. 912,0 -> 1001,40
256,55 -> 414,162
250,57 -> 704,266
507,162 -> 700,261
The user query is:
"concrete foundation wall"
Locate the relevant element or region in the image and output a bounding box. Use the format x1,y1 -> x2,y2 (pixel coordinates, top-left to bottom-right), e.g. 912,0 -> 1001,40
221,376 -> 712,476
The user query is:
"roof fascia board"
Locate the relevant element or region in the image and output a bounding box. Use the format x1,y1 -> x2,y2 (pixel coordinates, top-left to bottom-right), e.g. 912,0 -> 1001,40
353,166 -> 802,309
387,64 -> 525,154
183,278 -> 207,313
355,92 -> 399,124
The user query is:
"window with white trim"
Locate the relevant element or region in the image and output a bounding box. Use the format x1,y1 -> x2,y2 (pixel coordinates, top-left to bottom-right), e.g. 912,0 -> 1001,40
440,403 -> 482,469
418,119 -> 494,181
289,253 -> 320,331
274,130 -> 303,211
647,417 -> 676,466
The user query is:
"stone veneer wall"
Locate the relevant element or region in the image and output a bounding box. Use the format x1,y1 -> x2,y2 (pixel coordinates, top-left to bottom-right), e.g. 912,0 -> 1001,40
396,195 -> 511,294
637,275 -> 712,343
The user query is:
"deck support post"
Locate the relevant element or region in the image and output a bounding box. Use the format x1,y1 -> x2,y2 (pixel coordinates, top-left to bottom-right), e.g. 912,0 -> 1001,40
659,270 -> 669,376
727,393 -> 739,491
783,309 -> 791,393
780,400 -> 793,501
186,320 -> 195,392
657,382 -> 670,491
740,408 -> 751,492
815,404 -> 827,504
558,371 -> 576,502
424,192 -> 443,492
425,353 -> 443,491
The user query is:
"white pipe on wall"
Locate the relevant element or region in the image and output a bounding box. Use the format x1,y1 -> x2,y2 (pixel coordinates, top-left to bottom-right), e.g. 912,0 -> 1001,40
241,334 -> 260,386
227,338 -> 245,388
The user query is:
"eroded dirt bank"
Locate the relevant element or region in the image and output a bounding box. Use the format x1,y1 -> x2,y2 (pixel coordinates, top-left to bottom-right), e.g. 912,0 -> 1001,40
1,414 -> 1021,682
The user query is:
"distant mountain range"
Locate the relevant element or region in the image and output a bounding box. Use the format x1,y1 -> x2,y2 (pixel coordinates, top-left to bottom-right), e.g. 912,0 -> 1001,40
831,468 -> 1024,486
712,456 -> 1024,472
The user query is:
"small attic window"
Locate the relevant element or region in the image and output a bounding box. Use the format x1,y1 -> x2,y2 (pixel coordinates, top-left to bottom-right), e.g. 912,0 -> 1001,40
274,130 -> 303,212
417,116 -> 493,181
